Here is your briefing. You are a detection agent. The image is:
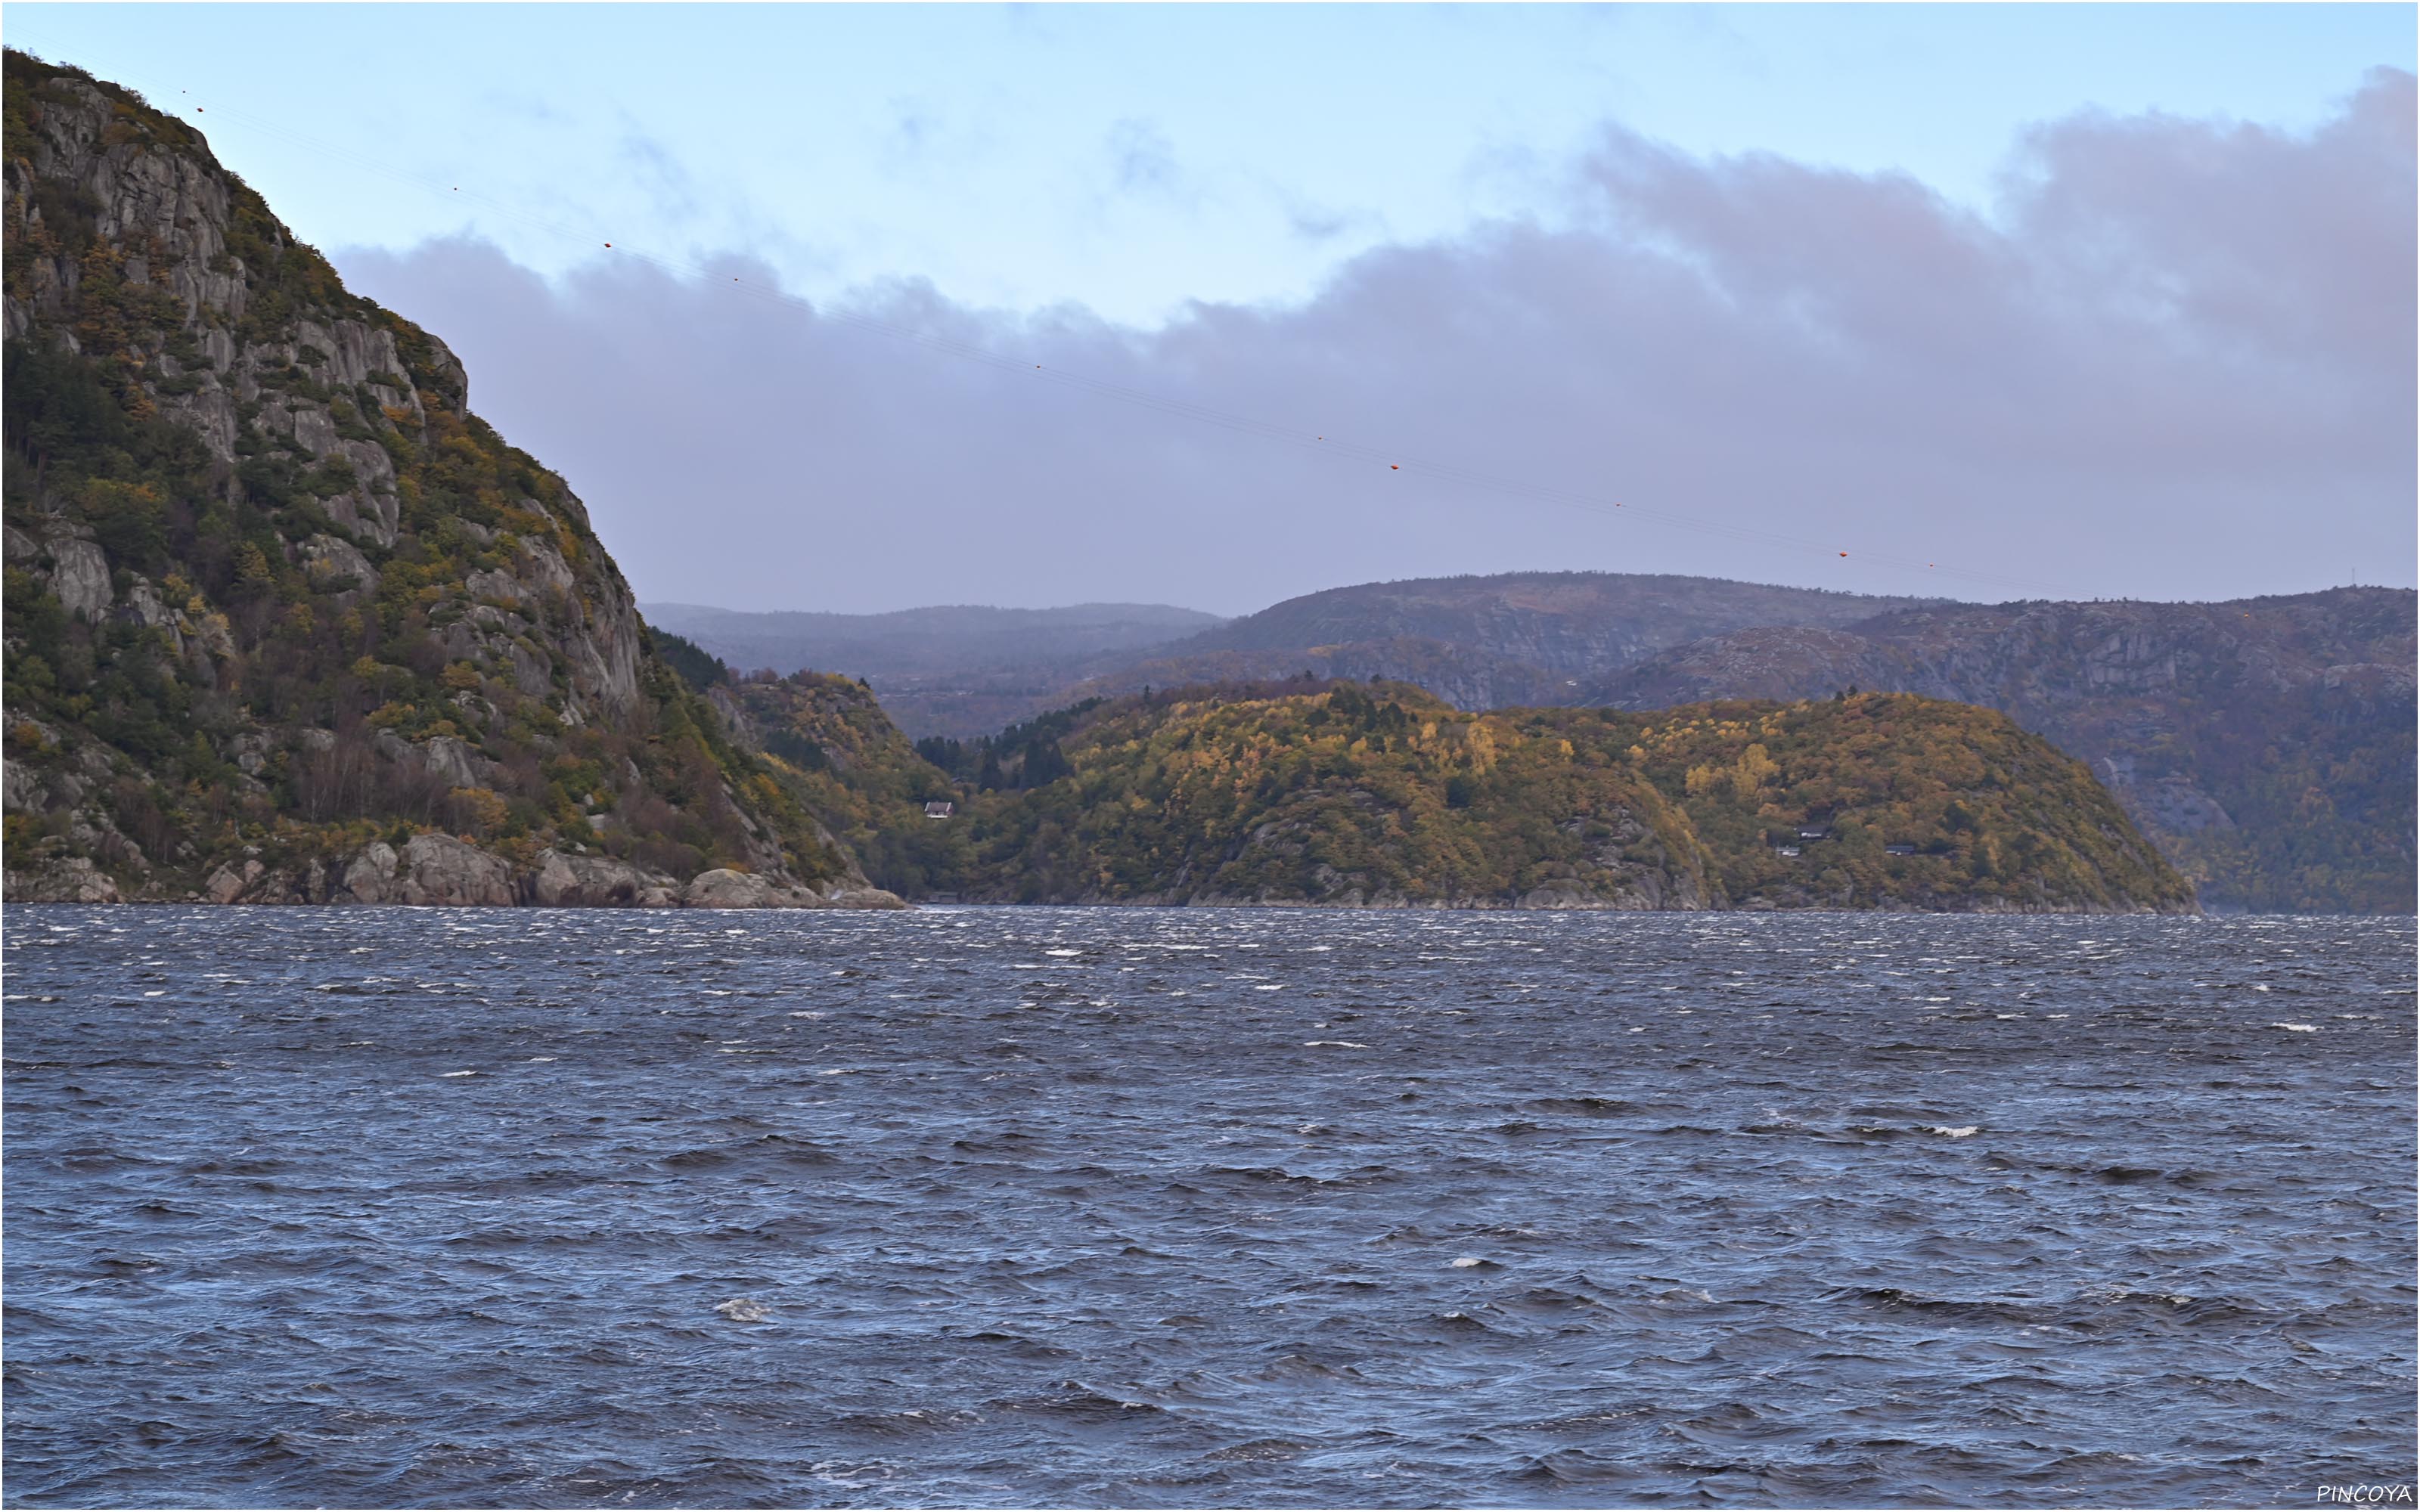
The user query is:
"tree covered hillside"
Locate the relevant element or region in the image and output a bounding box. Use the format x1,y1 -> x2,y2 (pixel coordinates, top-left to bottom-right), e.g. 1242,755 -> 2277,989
1592,589 -> 2415,913
732,666 -> 2195,912
2,51 -> 886,906
707,668 -> 969,901
1559,695 -> 2197,913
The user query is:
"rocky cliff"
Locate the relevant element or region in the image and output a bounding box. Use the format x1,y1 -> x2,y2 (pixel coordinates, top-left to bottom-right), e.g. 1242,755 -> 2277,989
1590,590 -> 2415,912
1,50 -> 896,908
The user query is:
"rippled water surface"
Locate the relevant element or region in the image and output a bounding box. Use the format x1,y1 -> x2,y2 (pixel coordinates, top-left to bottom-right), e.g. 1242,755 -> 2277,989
5,907 -> 2413,1507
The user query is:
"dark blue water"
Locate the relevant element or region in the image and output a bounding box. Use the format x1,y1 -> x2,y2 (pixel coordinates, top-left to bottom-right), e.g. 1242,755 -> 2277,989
4,906 -> 2412,1507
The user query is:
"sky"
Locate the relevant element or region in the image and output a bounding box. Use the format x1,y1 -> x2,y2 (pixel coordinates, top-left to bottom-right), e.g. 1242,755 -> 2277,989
10,4 -> 2415,615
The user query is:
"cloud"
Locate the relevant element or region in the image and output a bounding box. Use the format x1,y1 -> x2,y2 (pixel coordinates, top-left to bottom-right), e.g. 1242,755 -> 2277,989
1274,188 -> 1382,244
1104,117 -> 1184,200
614,129 -> 701,222
334,71 -> 2415,615
881,100 -> 938,167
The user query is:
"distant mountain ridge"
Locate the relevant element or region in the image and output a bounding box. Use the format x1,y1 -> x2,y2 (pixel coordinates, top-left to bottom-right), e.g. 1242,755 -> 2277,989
657,572 -> 1950,739
1059,571 -> 1950,711
1162,572 -> 1945,666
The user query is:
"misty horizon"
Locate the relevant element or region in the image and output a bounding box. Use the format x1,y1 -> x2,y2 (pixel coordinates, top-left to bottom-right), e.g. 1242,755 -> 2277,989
638,571 -> 2403,627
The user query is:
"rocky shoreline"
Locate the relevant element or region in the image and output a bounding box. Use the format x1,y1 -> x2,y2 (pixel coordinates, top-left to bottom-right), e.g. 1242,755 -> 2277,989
5,836 -> 907,909
932,890 -> 2195,915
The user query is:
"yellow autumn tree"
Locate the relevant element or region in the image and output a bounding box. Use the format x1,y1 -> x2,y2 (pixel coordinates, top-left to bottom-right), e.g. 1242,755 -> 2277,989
1731,742 -> 1780,800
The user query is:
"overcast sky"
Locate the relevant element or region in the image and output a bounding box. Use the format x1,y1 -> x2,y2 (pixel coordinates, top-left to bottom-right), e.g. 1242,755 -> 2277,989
16,5 -> 2415,614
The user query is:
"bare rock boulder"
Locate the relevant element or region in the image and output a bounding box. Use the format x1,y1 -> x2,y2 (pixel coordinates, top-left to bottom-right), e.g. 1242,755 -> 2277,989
392,834 -> 517,906
683,869 -> 780,909
203,858 -> 265,903
340,835 -> 516,906
342,841 -> 401,903
681,869 -> 830,909
827,887 -> 909,910
530,849 -> 664,907
5,855 -> 123,903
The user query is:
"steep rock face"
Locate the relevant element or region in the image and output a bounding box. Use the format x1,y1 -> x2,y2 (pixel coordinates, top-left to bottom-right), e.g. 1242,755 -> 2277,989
1590,590 -> 2415,912
1,51 -> 870,906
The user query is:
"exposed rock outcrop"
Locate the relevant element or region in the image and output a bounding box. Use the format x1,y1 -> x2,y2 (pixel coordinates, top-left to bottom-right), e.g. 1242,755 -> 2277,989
827,886 -> 908,909
339,835 -> 517,906
5,854 -> 123,903
529,847 -> 675,908
180,838 -> 894,909
684,868 -> 796,909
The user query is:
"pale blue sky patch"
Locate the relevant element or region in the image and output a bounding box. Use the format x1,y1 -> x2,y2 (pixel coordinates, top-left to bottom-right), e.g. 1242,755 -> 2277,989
9,4 -> 2409,321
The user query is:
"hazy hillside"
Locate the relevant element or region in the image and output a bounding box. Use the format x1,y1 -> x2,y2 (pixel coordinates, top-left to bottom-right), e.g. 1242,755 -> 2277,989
727,571 -> 1948,739
1,51 -> 894,908
640,600 -> 1227,741
641,601 -> 1218,674
1590,588 -> 2416,913
1053,571 -> 1950,709
1167,572 -> 1946,666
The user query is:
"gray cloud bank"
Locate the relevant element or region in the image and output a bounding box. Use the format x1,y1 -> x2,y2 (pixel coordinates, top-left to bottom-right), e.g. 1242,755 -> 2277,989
337,71 -> 2414,615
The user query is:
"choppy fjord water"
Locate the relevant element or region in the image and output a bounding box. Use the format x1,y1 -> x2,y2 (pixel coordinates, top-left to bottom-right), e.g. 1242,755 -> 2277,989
4,908 -> 2412,1509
